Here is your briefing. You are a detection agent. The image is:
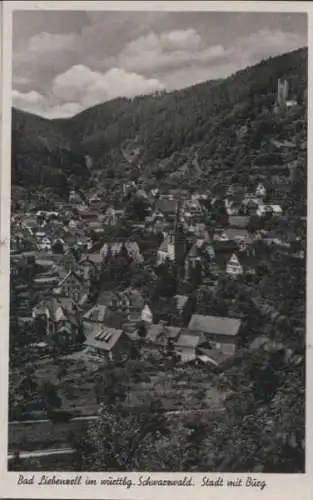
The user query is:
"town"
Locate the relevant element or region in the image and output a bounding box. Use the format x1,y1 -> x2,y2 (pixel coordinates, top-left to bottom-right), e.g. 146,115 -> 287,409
9,68 -> 306,472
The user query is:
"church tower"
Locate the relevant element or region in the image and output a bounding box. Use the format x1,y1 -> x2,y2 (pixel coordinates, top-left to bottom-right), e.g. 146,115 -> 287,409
174,196 -> 189,280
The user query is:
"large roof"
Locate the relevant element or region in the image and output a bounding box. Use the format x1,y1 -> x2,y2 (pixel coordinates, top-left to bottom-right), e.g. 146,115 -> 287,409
84,327 -> 123,352
146,324 -> 181,344
188,314 -> 241,336
155,198 -> 178,214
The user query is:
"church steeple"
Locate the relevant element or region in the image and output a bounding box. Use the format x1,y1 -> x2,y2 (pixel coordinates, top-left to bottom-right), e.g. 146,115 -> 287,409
174,195 -> 188,280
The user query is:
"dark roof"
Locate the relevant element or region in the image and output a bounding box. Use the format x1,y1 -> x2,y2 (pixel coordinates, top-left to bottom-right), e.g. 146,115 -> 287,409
83,305 -> 108,323
84,327 -> 123,352
197,347 -> 230,365
33,297 -> 78,325
176,331 -> 205,348
146,324 -> 181,344
228,216 -> 250,229
224,229 -> 251,241
155,198 -> 178,214
80,253 -> 103,265
58,270 -> 83,287
188,314 -> 241,336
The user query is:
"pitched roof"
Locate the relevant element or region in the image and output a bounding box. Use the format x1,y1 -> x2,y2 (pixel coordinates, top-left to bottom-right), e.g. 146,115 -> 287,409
146,324 -> 181,344
155,198 -> 178,214
84,327 -> 123,352
83,305 -> 108,323
96,291 -> 118,306
100,241 -> 143,262
158,239 -> 169,253
188,314 -> 241,336
174,294 -> 189,312
224,228 -> 251,241
57,270 -> 83,287
33,297 -> 78,325
197,347 -> 230,365
228,216 -> 250,229
176,331 -> 205,348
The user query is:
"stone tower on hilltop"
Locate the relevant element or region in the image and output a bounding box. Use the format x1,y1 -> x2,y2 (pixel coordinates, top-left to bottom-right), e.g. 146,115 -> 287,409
277,78 -> 289,107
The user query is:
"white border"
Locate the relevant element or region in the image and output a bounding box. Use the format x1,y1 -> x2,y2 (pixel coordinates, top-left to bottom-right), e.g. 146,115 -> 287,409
1,2 -> 312,499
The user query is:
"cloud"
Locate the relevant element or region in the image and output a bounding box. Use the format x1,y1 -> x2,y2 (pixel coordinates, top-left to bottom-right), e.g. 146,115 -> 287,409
13,32 -> 78,91
231,29 -> 306,64
14,32 -> 77,68
51,65 -> 165,109
12,89 -> 45,110
113,29 -> 226,74
12,66 -> 165,118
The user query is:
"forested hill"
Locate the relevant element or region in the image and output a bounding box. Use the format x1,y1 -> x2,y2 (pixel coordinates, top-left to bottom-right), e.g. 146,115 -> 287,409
11,46 -> 307,199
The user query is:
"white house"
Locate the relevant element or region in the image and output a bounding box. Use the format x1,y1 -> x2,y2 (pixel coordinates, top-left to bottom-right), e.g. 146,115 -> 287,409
226,253 -> 243,276
157,233 -> 175,265
213,230 -> 229,242
255,183 -> 266,199
141,304 -> 153,324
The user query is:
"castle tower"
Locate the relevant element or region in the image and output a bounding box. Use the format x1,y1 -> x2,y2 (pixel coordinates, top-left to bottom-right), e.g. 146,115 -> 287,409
277,78 -> 289,107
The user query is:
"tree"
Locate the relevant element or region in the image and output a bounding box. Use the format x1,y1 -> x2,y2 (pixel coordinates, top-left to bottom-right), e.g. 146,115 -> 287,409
42,381 -> 62,413
72,395 -> 170,471
201,344 -> 305,472
94,366 -> 128,406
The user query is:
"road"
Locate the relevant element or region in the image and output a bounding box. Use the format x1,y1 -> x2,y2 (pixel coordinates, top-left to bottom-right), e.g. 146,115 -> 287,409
8,448 -> 75,460
9,415 -> 98,426
9,407 -> 222,426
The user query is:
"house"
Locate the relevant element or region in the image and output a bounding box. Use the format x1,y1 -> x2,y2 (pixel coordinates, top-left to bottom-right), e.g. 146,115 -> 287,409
143,323 -> 182,354
157,233 -> 175,265
78,208 -> 100,222
242,196 -> 260,216
53,270 -> 86,303
69,190 -> 84,204
175,330 -> 206,362
35,232 -> 52,251
34,276 -> 60,292
228,216 -> 250,229
89,193 -> 102,205
184,198 -> 202,219
100,241 -> 143,263
55,250 -> 80,273
84,326 -> 132,362
32,297 -> 80,346
224,228 -> 252,245
80,253 -> 103,268
226,253 -> 244,276
78,255 -> 100,289
255,183 -> 266,199
141,304 -> 153,324
103,206 -> 117,226
174,295 -> 189,314
270,204 -> 283,216
184,241 -> 202,281
94,288 -> 149,327
188,314 -> 241,355
256,204 -> 274,217
225,198 -> 239,216
82,304 -> 109,336
155,198 -> 178,218
213,230 -> 229,242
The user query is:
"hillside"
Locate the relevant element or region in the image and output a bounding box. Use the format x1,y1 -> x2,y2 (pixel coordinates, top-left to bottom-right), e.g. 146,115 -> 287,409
11,47 -> 307,202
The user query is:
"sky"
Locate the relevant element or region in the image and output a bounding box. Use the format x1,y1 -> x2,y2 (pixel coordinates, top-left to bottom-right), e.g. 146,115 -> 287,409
12,10 -> 307,119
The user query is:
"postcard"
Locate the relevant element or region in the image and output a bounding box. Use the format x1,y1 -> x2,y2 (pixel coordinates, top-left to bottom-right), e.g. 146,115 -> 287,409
0,1 -> 312,499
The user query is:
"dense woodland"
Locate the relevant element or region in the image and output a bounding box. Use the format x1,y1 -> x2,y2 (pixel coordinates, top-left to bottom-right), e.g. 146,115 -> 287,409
12,47 -> 307,201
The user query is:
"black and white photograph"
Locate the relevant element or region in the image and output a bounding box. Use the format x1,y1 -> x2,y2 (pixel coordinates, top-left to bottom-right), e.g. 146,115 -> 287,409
5,4 -> 307,479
